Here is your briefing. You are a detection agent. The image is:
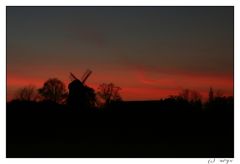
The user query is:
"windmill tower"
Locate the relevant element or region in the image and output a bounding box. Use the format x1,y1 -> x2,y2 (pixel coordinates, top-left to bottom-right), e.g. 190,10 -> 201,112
67,69 -> 95,109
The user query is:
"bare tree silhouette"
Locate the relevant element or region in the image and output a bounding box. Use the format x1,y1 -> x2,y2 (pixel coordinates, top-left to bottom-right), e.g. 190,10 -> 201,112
179,89 -> 190,101
97,83 -> 122,106
209,87 -> 214,102
38,78 -> 67,103
179,89 -> 202,102
189,90 -> 202,102
215,89 -> 224,98
15,85 -> 37,101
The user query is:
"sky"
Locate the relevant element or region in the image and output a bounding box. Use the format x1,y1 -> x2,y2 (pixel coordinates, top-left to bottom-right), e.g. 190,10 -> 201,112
7,7 -> 234,101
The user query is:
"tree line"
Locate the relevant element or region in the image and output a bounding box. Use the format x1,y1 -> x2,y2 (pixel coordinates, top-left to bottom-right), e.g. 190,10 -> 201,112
13,78 -> 122,107
12,77 -> 232,109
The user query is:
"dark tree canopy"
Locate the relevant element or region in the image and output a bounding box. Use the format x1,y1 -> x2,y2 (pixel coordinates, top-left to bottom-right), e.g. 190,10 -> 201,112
38,78 -> 67,103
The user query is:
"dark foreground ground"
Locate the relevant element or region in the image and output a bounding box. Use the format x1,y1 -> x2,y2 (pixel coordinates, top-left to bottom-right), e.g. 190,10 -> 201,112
7,98 -> 233,158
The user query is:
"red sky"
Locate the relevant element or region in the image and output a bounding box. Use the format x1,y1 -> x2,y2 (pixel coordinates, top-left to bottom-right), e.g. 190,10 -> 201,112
7,68 -> 233,101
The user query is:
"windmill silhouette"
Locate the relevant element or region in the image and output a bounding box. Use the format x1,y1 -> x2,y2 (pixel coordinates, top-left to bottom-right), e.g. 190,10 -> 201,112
67,69 -> 95,109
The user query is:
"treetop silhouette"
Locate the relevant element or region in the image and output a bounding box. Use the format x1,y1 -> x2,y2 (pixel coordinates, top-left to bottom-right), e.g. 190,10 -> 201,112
97,83 -> 122,106
15,85 -> 37,101
38,78 -> 67,103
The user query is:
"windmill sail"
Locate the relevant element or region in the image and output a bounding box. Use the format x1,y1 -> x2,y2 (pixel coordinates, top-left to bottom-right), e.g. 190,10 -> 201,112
69,72 -> 79,81
82,69 -> 92,84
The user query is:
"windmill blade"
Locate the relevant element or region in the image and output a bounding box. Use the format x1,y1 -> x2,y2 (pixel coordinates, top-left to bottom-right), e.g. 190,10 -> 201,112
82,70 -> 92,84
69,74 -> 74,81
70,72 -> 79,81
81,69 -> 90,81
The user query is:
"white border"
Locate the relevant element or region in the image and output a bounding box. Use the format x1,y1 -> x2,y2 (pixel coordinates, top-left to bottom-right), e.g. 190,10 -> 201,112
1,1 -> 239,164
0,0 -> 6,161
2,0 -> 239,6
234,2 -> 240,164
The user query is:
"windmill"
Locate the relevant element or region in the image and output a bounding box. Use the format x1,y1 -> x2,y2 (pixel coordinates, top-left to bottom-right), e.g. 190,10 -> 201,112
67,69 -> 94,109
69,69 -> 92,85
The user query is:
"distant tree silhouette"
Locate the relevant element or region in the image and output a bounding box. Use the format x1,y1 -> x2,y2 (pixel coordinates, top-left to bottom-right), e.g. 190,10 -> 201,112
179,89 -> 202,102
15,85 -> 37,101
179,89 -> 190,101
97,83 -> 122,106
206,88 -> 231,111
206,95 -> 233,112
208,87 -> 214,102
208,88 -> 226,102
215,89 -> 224,98
38,78 -> 67,103
189,90 -> 202,102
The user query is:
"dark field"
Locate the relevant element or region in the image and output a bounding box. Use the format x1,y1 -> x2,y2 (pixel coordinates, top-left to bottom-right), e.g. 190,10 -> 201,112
7,99 -> 233,158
